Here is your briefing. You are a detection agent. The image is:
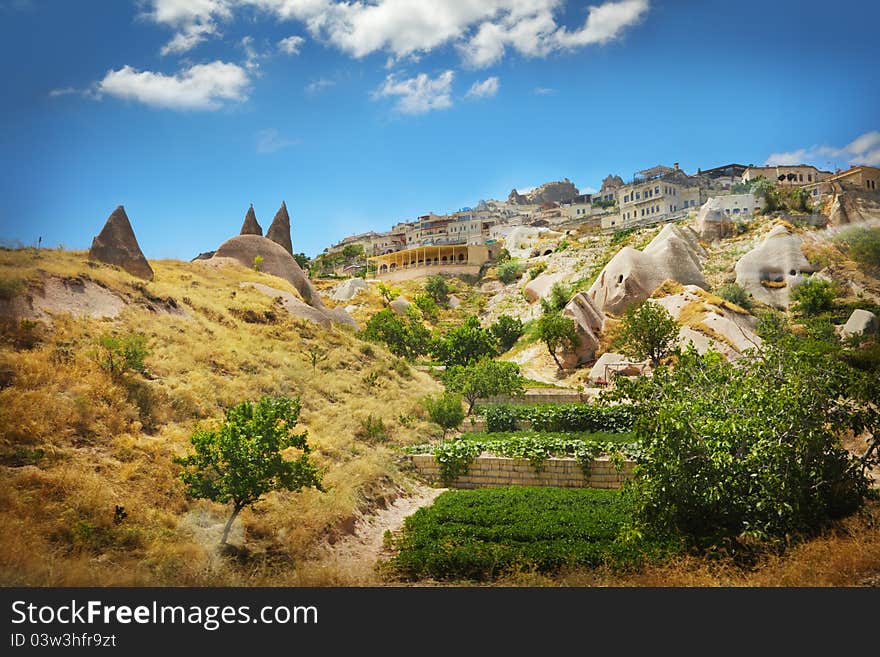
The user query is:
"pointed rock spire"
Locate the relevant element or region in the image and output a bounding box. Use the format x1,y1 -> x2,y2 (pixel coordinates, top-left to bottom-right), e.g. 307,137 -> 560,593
88,206 -> 154,280
240,204 -> 263,236
266,201 -> 292,254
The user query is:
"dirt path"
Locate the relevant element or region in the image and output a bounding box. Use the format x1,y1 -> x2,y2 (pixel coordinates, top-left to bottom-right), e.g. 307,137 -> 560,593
304,483 -> 445,585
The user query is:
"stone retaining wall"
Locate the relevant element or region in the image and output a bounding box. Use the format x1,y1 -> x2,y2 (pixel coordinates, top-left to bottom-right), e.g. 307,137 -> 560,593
407,453 -> 634,489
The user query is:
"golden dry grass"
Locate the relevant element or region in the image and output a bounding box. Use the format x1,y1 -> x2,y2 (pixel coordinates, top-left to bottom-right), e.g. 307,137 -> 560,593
0,248 -> 443,585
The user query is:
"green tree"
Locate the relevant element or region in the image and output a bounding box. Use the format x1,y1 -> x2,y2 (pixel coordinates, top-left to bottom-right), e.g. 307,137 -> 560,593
424,276 -> 450,305
791,277 -> 837,316
610,345 -> 877,550
750,176 -> 779,211
93,332 -> 148,378
293,252 -> 310,270
342,243 -> 365,260
377,281 -> 400,303
412,294 -> 439,323
362,307 -> 430,360
490,315 -> 525,353
175,396 -> 324,546
442,358 -> 526,414
431,316 -> 498,367
614,301 -> 679,367
421,392 -> 466,437
536,311 -> 578,370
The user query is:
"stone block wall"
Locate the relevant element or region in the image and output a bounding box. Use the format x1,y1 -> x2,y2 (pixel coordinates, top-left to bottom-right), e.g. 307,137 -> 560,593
407,453 -> 634,489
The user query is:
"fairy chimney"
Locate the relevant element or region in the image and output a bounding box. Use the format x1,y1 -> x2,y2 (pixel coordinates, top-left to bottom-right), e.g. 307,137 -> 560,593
88,206 -> 154,280
266,201 -> 292,254
240,205 -> 263,236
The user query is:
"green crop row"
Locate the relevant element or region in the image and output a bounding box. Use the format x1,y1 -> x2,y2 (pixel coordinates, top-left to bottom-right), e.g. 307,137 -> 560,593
477,403 -> 636,433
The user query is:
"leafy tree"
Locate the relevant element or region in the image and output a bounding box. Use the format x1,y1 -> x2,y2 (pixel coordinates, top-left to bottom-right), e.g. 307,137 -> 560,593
442,358 -> 525,414
540,282 -> 573,314
791,276 -> 837,316
614,301 -> 679,367
494,248 -> 511,264
431,316 -> 498,367
377,281 -> 401,303
421,392 -> 465,437
490,315 -> 525,353
93,332 -> 148,378
610,344 -> 877,551
412,294 -> 439,323
293,252 -> 310,270
175,396 -> 324,546
750,176 -> 779,212
342,243 -> 365,259
536,311 -> 578,370
497,260 -> 522,284
362,307 -> 431,360
424,276 -> 450,305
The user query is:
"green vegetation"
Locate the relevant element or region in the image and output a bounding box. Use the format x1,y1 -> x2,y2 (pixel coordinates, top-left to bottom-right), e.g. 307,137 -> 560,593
0,277 -> 24,300
610,341 -> 878,552
362,307 -> 431,359
388,487 -> 672,581
613,301 -> 679,366
431,316 -> 497,367
490,315 -> 525,352
610,228 -> 635,245
355,414 -> 389,443
480,403 -> 636,433
834,226 -> 880,271
539,282 -> 573,314
292,252 -> 309,270
441,358 -> 525,414
376,281 -> 401,303
424,276 -> 450,305
535,311 -> 578,369
791,277 -> 837,316
497,259 -> 522,284
421,391 -> 465,437
252,255 -> 264,272
92,332 -> 149,378
175,396 -> 324,546
412,293 -> 439,323
715,283 -> 753,310
528,261 -> 548,279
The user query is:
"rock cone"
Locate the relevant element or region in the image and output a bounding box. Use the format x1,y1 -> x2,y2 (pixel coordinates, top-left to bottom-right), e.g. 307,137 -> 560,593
240,205 -> 263,236
266,201 -> 292,254
88,206 -> 154,280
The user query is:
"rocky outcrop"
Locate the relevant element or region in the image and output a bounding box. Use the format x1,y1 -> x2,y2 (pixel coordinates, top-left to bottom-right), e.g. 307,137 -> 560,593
588,352 -> 648,383
560,292 -> 603,368
266,201 -> 292,254
503,226 -> 563,259
241,282 -> 357,328
88,206 -> 154,280
240,205 -> 263,236
508,179 -> 579,205
841,309 -> 878,339
331,277 -> 368,302
389,296 -> 411,316
827,190 -> 880,226
734,224 -> 817,309
523,272 -> 566,303
448,294 -> 461,309
587,224 -> 706,315
508,189 -> 529,205
599,174 -> 624,193
694,198 -> 733,241
191,251 -> 215,261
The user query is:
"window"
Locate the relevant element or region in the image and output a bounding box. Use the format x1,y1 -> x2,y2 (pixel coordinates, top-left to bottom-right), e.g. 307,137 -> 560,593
799,174 -> 803,182
655,186 -> 660,195
636,192 -> 641,199
808,174 -> 813,182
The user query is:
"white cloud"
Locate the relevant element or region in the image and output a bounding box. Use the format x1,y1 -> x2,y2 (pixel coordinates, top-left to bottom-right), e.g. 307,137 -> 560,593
466,76 -> 499,99
279,35 -> 305,54
533,86 -> 555,95
373,70 -> 454,114
256,128 -> 301,153
305,77 -> 336,95
49,87 -> 79,98
765,130 -> 880,168
97,61 -> 249,110
144,0 -> 650,66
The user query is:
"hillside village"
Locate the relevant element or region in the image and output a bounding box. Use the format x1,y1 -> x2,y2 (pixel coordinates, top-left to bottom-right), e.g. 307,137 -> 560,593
1,156 -> 879,587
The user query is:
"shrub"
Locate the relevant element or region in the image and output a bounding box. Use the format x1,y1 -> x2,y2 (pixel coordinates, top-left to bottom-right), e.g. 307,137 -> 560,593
362,308 -> 431,360
252,255 -> 264,272
0,277 -> 24,300
497,260 -> 522,284
490,315 -> 525,353
716,283 -> 752,310
610,228 -> 635,245
480,403 -> 637,433
613,301 -> 679,367
528,261 -> 547,280
791,277 -> 837,316
93,332 -> 149,377
356,415 -> 389,443
442,358 -> 525,414
424,276 -> 450,305
421,392 -> 465,437
377,281 -> 400,303
431,316 -> 497,367
834,226 -> 880,270
540,282 -> 573,314
412,294 -> 439,323
535,311 -> 578,369
494,248 -> 511,264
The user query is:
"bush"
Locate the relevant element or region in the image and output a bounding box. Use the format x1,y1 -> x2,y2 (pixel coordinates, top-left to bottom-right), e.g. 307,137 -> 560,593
93,332 -> 149,377
497,260 -> 522,284
490,315 -> 524,353
362,308 -> 431,360
0,277 -> 24,300
356,415 -> 389,443
539,282 -> 573,314
834,226 -> 880,270
412,294 -> 439,323
528,261 -> 547,279
715,283 -> 752,310
431,316 -> 497,367
791,277 -> 837,316
613,301 -> 679,367
424,276 -> 450,305
442,358 -> 525,414
421,392 -> 465,437
536,311 -> 578,369
480,403 -> 637,433
611,346 -> 876,551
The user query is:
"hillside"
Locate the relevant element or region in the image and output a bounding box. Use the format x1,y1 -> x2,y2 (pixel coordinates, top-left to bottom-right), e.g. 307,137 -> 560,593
0,249 -> 442,585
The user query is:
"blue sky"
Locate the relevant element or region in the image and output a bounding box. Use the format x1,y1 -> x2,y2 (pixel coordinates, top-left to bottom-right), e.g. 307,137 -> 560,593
1,0 -> 878,258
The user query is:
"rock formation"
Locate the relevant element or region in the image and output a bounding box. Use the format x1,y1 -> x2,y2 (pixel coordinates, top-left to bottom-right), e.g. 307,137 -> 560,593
560,292 -> 604,368
266,201 -> 292,254
588,352 -> 648,383
587,224 -> 706,315
734,224 -> 817,308
331,277 -> 368,302
693,198 -> 733,241
191,251 -> 215,261
507,180 -> 579,206
88,206 -> 154,280
841,309 -> 878,338
240,205 -> 263,236
599,174 -> 624,194
523,272 -> 566,303
507,189 -> 529,205
389,296 -> 411,316
503,226 -> 563,259
827,190 -> 880,225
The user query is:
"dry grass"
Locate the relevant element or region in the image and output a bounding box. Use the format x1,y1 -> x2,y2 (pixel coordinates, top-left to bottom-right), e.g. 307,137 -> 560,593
0,248 -> 443,585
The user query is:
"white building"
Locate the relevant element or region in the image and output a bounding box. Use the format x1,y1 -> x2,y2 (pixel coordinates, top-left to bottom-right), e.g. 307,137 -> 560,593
699,193 -> 765,217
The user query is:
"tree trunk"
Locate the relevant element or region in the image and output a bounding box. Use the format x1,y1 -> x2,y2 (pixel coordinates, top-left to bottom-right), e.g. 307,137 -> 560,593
221,504 -> 243,546
548,345 -> 563,370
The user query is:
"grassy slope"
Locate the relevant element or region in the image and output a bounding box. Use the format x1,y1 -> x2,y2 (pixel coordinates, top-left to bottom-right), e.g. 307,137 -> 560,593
0,248 -> 443,585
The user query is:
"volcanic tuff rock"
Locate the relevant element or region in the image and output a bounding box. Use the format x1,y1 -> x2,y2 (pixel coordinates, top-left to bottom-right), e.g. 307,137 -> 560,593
841,309 -> 878,338
693,198 -> 733,241
523,272 -> 566,303
331,277 -> 368,302
240,205 -> 263,236
88,206 -> 154,280
587,224 -> 706,315
389,296 -> 411,316
512,179 -> 580,205
734,224 -> 817,308
266,201 -> 293,254
560,292 -> 604,368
